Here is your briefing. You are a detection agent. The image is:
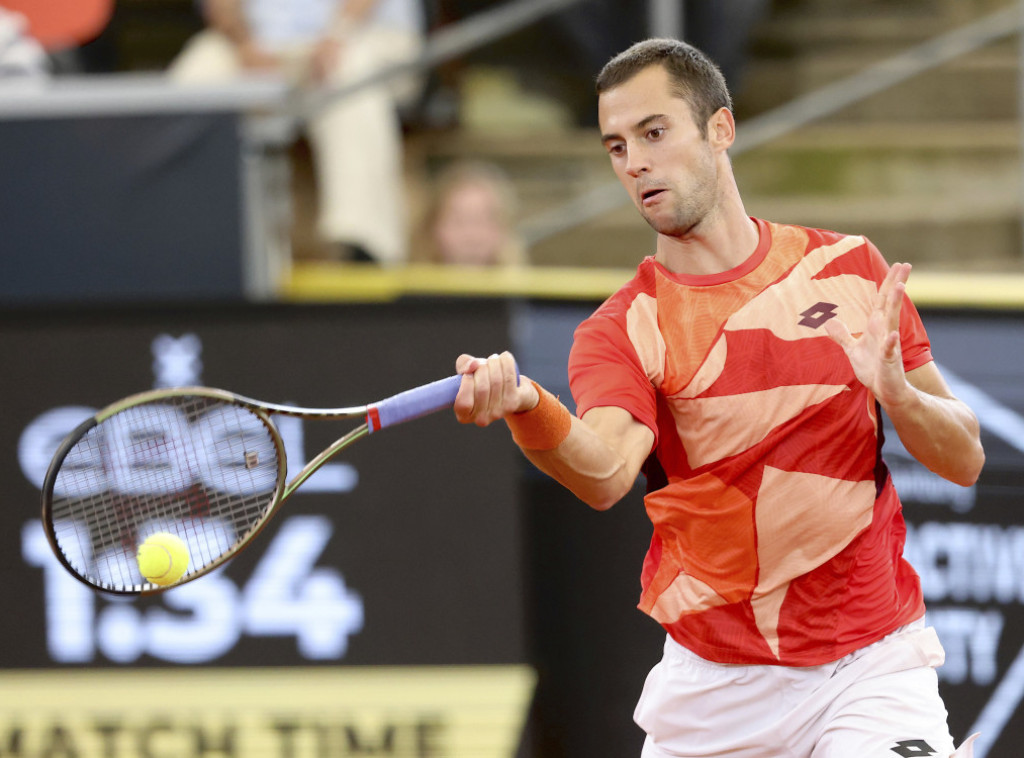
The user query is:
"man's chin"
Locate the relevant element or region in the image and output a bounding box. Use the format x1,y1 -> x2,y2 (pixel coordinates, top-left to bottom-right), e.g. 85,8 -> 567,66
643,214 -> 697,238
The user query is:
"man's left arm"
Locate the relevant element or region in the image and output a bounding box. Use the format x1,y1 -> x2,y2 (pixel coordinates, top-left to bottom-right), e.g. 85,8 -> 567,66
825,262 -> 985,486
887,361 -> 984,486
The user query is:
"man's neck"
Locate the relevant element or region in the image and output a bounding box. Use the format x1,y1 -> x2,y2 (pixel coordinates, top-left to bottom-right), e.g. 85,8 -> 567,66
654,212 -> 760,277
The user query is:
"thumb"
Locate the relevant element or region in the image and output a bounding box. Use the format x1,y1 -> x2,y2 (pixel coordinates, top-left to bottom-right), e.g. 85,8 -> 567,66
824,318 -> 854,351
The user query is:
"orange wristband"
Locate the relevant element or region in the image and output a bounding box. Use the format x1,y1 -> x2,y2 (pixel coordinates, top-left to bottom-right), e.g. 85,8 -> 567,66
505,380 -> 572,451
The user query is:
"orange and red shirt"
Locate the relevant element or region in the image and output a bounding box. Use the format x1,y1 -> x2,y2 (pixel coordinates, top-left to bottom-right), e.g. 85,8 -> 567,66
568,218 -> 932,666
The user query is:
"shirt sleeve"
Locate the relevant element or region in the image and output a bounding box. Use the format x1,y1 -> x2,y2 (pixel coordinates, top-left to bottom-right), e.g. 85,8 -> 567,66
568,311 -> 660,442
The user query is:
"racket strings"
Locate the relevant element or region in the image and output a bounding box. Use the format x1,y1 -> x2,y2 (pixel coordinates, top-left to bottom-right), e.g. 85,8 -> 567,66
49,396 -> 283,591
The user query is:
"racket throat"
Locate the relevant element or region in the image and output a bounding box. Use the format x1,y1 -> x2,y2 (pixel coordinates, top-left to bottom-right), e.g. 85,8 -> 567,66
282,422 -> 369,499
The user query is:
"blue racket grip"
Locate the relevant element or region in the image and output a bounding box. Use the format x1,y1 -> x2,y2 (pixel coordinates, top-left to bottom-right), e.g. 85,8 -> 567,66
367,375 -> 463,432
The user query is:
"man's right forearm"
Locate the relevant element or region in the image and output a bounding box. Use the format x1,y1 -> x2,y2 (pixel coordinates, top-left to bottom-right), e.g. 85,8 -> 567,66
520,411 -> 651,512
453,352 -> 654,511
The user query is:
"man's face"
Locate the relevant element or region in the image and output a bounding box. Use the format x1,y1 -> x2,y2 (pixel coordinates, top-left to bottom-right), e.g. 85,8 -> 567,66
598,65 -> 720,238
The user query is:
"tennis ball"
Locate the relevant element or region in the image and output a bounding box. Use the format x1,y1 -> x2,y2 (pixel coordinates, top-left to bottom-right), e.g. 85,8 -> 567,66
137,532 -> 189,586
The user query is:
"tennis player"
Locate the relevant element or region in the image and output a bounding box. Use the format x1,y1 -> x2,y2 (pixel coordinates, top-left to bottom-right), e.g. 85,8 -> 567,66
454,38 -> 985,758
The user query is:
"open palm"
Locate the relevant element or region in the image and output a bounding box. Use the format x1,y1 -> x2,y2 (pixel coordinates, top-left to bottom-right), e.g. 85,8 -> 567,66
824,262 -> 913,408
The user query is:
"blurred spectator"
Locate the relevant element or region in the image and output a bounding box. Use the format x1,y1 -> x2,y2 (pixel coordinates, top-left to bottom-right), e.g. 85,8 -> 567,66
0,0 -> 114,74
169,0 -> 425,265
411,161 -> 528,267
0,4 -> 49,78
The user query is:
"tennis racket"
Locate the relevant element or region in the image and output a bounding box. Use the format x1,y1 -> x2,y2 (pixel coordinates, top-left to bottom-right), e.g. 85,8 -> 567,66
41,375 -> 462,595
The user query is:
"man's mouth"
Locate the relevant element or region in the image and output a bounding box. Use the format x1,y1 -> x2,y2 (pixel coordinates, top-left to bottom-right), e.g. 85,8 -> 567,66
641,188 -> 666,207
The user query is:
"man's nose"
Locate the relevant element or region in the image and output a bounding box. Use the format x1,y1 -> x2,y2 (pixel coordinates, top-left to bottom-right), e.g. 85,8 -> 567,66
625,148 -> 650,178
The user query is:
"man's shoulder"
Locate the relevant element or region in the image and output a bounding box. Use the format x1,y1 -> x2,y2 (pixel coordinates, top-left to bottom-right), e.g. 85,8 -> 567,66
586,257 -> 658,323
764,218 -> 868,251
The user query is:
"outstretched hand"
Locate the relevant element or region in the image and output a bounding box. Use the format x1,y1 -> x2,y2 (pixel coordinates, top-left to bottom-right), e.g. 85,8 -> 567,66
454,351 -> 539,427
824,262 -> 914,409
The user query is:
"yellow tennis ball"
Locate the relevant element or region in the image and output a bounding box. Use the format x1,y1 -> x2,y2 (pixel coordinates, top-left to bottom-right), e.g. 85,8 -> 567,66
137,532 -> 189,586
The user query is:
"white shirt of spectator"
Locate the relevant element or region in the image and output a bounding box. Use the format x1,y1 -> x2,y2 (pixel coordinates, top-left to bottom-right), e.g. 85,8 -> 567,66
245,0 -> 423,50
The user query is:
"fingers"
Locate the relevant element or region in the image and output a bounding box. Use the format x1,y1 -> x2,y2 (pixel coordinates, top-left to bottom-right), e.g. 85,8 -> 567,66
877,262 -> 909,303
455,353 -> 484,375
895,261 -> 912,284
886,280 -> 905,333
878,262 -> 911,332
866,309 -> 902,362
453,351 -> 524,426
882,329 -> 901,362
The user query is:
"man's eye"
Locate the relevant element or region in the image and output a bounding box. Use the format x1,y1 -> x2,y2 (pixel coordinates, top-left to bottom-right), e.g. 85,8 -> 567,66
648,127 -> 664,140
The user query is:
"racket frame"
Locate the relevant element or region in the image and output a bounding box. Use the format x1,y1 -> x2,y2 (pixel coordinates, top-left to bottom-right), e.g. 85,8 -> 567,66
40,386 -> 378,595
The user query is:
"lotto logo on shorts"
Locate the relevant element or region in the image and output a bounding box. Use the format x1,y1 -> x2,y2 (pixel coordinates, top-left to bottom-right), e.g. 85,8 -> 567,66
890,740 -> 936,757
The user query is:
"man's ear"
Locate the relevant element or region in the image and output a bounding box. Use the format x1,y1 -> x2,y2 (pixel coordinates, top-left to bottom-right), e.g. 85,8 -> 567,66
708,107 -> 736,151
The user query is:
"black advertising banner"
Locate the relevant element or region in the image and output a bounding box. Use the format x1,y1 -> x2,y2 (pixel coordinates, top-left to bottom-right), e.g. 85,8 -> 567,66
0,114 -> 246,305
1,301 -> 525,669
893,311 -> 1024,758
0,300 -> 536,756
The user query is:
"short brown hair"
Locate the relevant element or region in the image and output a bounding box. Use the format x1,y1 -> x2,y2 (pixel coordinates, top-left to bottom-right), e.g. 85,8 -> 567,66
595,38 -> 732,136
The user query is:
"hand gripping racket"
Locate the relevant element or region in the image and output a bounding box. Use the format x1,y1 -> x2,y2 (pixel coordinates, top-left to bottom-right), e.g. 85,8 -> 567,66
41,375 -> 462,595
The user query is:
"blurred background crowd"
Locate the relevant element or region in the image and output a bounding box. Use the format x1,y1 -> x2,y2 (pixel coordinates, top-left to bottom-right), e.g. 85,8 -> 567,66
4,0 -> 1020,287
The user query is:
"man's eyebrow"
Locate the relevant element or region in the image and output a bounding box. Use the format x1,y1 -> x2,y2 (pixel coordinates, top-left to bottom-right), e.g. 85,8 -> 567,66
601,113 -> 669,145
636,113 -> 669,131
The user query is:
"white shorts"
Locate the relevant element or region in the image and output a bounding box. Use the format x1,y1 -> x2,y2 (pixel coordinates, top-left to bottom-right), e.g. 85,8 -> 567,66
634,620 -> 970,758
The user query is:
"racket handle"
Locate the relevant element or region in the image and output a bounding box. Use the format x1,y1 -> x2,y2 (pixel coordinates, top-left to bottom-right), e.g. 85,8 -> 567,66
367,375 -> 462,432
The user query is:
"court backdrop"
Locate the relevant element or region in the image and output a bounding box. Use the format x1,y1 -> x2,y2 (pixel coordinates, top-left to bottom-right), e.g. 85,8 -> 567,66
0,300 -> 531,758
0,298 -> 1021,758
